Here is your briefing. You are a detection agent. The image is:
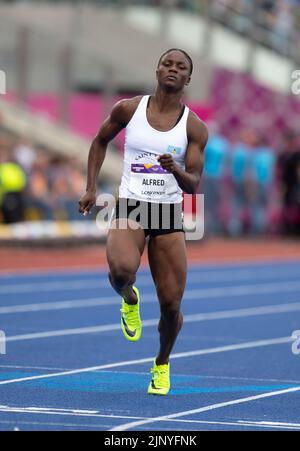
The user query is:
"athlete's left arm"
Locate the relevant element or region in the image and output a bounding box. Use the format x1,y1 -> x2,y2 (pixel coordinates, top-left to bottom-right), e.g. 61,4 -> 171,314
158,112 -> 208,194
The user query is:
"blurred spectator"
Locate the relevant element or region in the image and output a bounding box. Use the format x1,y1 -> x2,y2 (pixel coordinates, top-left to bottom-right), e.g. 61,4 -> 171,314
93,0 -> 300,50
13,137 -> 36,175
0,148 -> 27,224
227,129 -> 254,236
26,150 -> 54,220
270,0 -> 294,54
248,134 -> 275,235
211,0 -> 299,55
203,122 -> 230,235
48,155 -> 86,221
0,130 -> 87,223
0,119 -> 299,239
277,131 -> 300,235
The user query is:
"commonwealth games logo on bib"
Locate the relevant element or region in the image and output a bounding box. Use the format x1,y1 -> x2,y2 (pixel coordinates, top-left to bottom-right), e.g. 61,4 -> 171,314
167,145 -> 182,156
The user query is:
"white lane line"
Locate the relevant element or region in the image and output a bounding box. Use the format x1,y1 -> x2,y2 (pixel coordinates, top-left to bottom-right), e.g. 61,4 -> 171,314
0,265 -> 108,276
0,335 -> 292,386
0,297 -> 118,314
110,385 -> 300,431
177,419 -> 300,430
187,268 -> 300,283
3,277 -> 300,314
5,302 -> 300,341
0,420 -> 110,430
185,281 -> 300,299
0,364 -> 69,371
6,322 -> 122,342
0,406 -> 98,414
0,408 -> 299,430
0,406 -> 108,418
2,365 -> 300,385
0,279 -> 107,294
238,420 -> 300,429
2,266 -> 300,294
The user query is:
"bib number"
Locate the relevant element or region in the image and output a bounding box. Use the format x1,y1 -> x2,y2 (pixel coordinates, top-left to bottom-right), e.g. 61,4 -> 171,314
129,164 -> 178,200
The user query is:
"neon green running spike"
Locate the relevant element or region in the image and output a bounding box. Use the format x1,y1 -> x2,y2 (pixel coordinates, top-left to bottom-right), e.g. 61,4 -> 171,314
148,360 -> 170,395
120,286 -> 142,342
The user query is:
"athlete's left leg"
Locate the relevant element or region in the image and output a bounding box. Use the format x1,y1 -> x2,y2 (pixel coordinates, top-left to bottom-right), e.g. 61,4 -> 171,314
148,232 -> 187,365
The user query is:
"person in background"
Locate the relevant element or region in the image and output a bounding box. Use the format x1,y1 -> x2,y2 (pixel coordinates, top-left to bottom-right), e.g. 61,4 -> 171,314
202,121 -> 229,235
249,134 -> 275,235
26,151 -> 54,221
277,130 -> 300,235
294,158 -> 300,236
0,149 -> 27,224
60,157 -> 86,221
228,129 -> 255,236
13,137 -> 36,176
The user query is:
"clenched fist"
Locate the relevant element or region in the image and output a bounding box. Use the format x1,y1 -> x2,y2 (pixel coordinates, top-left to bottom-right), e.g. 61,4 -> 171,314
157,154 -> 178,173
78,190 -> 96,215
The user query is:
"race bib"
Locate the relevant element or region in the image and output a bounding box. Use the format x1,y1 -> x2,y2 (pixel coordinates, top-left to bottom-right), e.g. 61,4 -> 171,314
129,164 -> 178,200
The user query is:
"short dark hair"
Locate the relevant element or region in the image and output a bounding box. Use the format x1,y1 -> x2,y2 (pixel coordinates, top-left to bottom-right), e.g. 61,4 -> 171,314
158,48 -> 193,76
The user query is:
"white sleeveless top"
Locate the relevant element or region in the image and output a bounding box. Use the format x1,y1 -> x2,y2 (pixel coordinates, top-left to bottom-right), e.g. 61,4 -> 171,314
119,95 -> 189,204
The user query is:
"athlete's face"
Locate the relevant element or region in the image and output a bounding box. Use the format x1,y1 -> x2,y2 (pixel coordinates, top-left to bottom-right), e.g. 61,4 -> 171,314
156,51 -> 191,92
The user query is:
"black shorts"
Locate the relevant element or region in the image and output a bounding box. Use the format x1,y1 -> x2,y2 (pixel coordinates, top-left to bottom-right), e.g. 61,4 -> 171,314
111,198 -> 184,238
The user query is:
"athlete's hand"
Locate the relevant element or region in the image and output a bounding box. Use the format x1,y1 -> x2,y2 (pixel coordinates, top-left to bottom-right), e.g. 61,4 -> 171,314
157,154 -> 178,173
78,190 -> 96,215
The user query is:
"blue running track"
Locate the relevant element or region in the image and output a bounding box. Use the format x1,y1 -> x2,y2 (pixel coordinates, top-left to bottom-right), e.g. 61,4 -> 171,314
0,260 -> 300,431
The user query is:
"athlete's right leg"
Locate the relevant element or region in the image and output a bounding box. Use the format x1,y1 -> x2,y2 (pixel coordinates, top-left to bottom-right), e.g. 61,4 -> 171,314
106,219 -> 146,305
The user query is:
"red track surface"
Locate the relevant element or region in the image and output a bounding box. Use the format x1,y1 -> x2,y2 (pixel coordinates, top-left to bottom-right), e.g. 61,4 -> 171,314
0,238 -> 300,274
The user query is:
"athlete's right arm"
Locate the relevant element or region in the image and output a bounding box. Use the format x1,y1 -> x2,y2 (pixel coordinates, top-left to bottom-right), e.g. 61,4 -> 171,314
79,99 -> 137,214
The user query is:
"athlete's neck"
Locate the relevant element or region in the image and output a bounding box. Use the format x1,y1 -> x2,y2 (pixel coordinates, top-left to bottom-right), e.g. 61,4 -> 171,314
152,87 -> 183,112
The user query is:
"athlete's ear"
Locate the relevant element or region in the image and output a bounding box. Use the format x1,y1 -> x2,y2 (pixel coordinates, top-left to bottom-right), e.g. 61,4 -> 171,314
185,76 -> 191,86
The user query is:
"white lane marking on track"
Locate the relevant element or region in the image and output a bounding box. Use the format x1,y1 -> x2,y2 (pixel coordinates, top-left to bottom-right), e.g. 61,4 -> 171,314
2,267 -> 300,294
0,335 -> 292,386
0,406 -> 98,414
2,366 -> 300,385
184,281 -> 300,298
0,279 -> 108,294
3,277 -> 300,314
0,365 -> 69,371
0,297 -> 118,314
238,420 -> 300,428
0,406 -> 110,417
3,365 -> 300,386
110,385 -> 300,431
0,411 -> 300,431
5,302 -> 300,340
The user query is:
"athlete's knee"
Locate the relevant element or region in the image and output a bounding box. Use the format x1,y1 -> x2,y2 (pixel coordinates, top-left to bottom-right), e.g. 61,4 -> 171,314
157,285 -> 183,309
108,264 -> 136,289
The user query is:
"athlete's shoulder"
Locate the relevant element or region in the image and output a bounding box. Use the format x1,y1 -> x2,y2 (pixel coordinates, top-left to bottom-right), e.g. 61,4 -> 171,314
114,95 -> 144,112
187,110 -> 209,147
111,96 -> 144,126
